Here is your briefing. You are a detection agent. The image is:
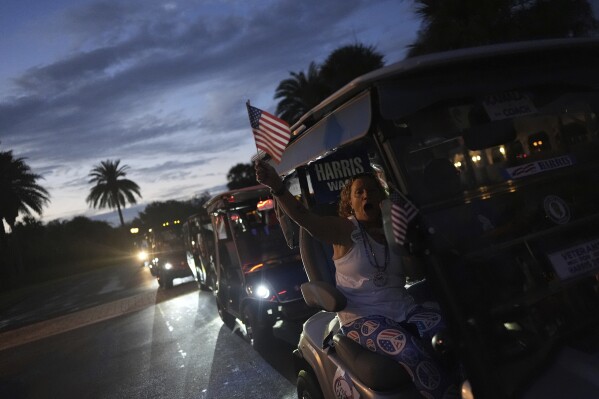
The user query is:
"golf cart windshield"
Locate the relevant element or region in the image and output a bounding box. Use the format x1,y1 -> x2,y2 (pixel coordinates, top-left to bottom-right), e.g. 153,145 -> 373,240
387,88 -> 599,253
229,203 -> 299,272
376,80 -> 599,396
155,228 -> 185,252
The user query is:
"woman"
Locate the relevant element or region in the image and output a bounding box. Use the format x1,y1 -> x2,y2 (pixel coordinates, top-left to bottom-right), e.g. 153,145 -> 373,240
255,160 -> 458,399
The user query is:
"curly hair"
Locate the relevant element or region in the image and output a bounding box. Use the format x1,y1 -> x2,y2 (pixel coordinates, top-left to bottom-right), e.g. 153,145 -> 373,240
337,173 -> 386,218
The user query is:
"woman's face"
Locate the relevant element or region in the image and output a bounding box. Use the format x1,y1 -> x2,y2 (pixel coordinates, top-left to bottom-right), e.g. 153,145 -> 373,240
350,177 -> 384,222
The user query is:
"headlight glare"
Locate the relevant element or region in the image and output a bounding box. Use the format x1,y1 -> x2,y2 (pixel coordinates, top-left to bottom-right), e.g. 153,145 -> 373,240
461,380 -> 474,399
255,284 -> 270,299
164,262 -> 173,270
137,250 -> 148,261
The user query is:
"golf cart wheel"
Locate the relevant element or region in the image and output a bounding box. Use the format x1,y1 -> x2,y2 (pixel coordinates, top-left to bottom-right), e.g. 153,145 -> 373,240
199,280 -> 210,291
198,270 -> 210,291
242,304 -> 272,350
217,300 -> 236,329
297,370 -> 324,399
207,272 -> 217,292
164,277 -> 173,289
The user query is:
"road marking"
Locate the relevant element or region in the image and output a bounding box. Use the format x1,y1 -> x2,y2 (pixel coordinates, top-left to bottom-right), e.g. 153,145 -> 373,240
0,290 -> 159,352
98,277 -> 124,294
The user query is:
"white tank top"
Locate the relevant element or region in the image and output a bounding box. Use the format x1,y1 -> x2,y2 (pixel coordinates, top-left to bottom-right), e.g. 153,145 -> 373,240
334,216 -> 416,326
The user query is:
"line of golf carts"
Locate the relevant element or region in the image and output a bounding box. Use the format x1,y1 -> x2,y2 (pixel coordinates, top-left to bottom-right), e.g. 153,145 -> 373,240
157,37 -> 599,399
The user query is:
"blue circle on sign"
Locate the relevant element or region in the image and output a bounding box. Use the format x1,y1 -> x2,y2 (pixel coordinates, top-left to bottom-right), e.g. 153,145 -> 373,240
543,195 -> 570,225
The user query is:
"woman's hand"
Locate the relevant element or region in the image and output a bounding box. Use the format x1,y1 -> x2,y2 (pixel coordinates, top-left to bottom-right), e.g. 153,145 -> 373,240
255,160 -> 283,191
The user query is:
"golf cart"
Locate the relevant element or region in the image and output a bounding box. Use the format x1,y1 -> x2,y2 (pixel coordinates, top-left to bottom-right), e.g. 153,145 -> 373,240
149,223 -> 193,289
265,38 -> 599,399
205,185 -> 316,349
182,212 -> 217,291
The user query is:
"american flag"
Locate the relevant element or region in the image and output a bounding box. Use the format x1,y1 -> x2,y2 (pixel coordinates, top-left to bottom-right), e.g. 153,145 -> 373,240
246,103 -> 291,164
389,189 -> 418,245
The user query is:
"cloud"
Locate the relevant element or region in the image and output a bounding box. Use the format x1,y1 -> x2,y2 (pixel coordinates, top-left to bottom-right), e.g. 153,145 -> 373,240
0,0 -> 417,222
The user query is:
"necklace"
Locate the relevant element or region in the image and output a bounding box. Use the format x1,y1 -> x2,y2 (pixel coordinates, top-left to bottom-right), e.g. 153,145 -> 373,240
357,221 -> 389,287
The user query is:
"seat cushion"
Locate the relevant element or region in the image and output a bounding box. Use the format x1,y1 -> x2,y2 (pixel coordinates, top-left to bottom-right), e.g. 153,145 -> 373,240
333,334 -> 413,392
300,281 -> 347,312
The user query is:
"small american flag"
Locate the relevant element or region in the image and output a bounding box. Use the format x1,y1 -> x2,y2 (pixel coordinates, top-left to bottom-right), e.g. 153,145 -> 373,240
246,103 -> 291,163
389,189 -> 418,245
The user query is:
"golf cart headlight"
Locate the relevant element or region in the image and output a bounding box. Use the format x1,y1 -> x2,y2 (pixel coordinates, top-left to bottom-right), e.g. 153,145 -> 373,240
137,250 -> 148,261
255,285 -> 270,299
461,380 -> 474,399
247,284 -> 271,299
164,262 -> 173,270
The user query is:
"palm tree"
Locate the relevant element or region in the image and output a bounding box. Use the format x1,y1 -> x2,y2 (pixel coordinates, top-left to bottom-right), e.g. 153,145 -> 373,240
407,0 -> 597,57
319,43 -> 384,94
86,160 -> 141,227
0,148 -> 49,280
275,62 -> 328,125
274,44 -> 385,125
0,149 -> 50,236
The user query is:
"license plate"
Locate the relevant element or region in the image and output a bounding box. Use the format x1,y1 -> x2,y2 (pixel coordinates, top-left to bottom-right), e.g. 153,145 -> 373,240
547,237 -> 599,280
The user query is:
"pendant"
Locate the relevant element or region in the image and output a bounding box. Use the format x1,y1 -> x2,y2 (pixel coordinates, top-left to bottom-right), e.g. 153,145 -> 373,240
372,271 -> 388,287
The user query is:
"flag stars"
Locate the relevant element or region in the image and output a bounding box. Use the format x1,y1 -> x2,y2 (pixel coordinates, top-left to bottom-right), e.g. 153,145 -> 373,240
246,103 -> 291,164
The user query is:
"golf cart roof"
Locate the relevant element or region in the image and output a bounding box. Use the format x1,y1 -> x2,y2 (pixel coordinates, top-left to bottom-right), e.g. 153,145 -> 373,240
270,37 -> 599,174
205,184 -> 270,214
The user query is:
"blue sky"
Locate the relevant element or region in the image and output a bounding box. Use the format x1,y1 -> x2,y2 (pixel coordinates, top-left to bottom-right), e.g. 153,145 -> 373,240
0,0 -> 422,224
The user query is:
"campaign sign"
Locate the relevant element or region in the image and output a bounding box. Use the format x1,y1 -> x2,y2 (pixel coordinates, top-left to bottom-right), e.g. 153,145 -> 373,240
547,237 -> 599,280
503,155 -> 575,180
482,91 -> 537,121
308,147 -> 372,204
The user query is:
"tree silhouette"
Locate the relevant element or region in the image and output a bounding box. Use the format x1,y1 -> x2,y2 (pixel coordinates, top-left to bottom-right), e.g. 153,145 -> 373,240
226,163 -> 258,190
320,43 -> 384,93
274,43 -> 385,125
86,160 -> 141,227
0,148 -> 50,236
408,0 -> 598,57
136,199 -> 201,230
275,62 -> 327,125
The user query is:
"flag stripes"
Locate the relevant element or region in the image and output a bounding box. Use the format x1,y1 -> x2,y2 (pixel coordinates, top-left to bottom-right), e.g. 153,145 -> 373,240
389,190 -> 418,245
246,103 -> 291,163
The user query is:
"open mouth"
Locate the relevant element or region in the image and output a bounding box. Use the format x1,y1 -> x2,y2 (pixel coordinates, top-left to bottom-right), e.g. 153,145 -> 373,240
363,203 -> 374,212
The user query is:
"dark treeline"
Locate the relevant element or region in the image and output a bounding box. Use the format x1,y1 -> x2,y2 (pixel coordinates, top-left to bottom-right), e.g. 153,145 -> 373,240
3,217 -> 130,288
1,195 -> 210,291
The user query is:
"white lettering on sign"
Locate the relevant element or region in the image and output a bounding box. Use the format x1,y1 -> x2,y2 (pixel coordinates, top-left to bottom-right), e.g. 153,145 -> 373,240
548,237 -> 599,280
327,179 -> 350,191
504,155 -> 574,179
313,157 -> 364,182
482,91 -> 537,121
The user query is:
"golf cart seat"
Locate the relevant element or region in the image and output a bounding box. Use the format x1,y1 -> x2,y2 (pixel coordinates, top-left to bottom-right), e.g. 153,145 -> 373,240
299,227 -> 418,394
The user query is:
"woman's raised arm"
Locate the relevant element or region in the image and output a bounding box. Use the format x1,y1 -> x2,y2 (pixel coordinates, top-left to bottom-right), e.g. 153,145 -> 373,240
254,160 -> 352,246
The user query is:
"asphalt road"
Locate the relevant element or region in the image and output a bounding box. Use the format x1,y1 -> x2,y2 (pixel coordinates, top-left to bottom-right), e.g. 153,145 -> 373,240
0,262 -> 159,333
0,263 -> 299,399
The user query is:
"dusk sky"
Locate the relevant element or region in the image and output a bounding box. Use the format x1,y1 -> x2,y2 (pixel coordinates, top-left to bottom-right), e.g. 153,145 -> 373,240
0,0 -> 422,225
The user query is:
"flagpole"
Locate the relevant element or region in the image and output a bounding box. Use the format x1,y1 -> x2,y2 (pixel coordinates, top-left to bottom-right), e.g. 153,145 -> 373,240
246,99 -> 262,163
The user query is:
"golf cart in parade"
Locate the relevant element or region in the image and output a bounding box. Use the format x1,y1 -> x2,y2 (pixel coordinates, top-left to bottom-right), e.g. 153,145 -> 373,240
148,222 -> 193,289
205,185 -> 316,349
182,212 -> 217,291
264,38 -> 599,399
133,235 -> 150,267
